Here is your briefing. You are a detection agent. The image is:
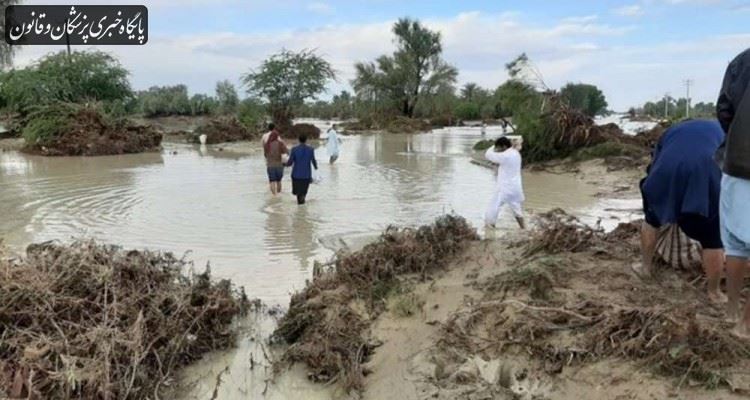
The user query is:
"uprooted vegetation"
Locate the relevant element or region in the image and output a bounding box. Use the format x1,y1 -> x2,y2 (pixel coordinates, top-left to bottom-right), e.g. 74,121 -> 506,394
20,103 -> 162,156
287,123 -> 321,140
191,116 -> 259,144
273,215 -> 479,392
433,210 -> 750,396
0,240 -> 249,399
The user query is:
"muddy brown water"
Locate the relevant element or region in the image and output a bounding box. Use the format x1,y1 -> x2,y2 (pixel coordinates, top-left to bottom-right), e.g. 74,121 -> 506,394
0,125 -> 636,398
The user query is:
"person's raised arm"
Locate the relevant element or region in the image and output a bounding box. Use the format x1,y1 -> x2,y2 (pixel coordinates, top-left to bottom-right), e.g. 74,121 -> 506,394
485,146 -> 506,165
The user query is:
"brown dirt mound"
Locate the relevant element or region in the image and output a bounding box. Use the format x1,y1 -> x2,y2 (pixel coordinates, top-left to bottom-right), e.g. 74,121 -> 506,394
24,107 -> 162,157
385,117 -> 432,134
0,240 -> 248,399
273,215 -> 479,393
433,213 -> 749,395
632,122 -> 670,149
192,116 -> 258,144
287,123 -> 321,140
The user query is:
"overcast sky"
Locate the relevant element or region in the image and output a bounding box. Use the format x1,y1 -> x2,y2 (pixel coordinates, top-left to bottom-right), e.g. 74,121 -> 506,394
10,0 -> 750,110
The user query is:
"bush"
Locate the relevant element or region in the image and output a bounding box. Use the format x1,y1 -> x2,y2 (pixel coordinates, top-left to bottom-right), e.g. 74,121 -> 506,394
454,101 -> 481,120
192,116 -> 258,144
137,85 -> 192,117
237,98 -> 265,131
288,123 -> 321,139
0,51 -> 132,114
21,102 -> 163,156
571,141 -> 647,162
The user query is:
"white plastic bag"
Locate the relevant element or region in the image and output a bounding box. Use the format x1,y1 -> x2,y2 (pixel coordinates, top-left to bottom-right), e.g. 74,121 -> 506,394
312,170 -> 324,184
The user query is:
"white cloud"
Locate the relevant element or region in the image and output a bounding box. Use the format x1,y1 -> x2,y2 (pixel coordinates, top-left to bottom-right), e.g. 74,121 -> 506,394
306,1 -> 334,14
613,4 -> 645,16
560,15 -> 599,24
10,11 -> 744,110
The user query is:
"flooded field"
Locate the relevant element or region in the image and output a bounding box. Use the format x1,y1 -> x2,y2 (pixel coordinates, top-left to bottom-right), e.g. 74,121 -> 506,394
0,127 -> 634,398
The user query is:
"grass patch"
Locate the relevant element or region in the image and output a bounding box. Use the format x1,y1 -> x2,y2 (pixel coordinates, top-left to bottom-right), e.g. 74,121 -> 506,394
571,141 -> 647,162
388,289 -> 425,318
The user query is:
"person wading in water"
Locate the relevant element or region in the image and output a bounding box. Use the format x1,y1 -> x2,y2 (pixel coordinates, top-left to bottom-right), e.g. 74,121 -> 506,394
286,134 -> 318,205
263,124 -> 288,195
484,136 -> 525,230
326,124 -> 341,164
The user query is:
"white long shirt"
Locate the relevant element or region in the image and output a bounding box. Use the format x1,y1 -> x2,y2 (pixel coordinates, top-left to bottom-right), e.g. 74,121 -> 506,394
485,146 -> 524,202
326,129 -> 340,156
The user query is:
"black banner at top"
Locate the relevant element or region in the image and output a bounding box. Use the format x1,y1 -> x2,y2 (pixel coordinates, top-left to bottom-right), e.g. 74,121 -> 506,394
4,5 -> 148,45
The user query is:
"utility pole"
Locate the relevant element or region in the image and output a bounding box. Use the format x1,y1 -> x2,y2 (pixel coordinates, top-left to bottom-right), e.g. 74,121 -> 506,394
664,93 -> 670,119
684,79 -> 693,118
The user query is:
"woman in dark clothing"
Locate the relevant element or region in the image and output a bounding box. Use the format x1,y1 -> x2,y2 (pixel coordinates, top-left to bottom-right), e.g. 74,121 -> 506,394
286,134 -> 318,205
634,119 -> 725,303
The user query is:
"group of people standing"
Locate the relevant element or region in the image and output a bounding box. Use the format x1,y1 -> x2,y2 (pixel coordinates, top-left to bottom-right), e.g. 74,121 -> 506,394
481,48 -> 750,337
633,48 -> 750,337
262,123 -> 341,205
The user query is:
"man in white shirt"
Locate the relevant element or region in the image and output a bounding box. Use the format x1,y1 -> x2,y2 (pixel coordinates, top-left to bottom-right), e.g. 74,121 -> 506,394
484,136 -> 525,229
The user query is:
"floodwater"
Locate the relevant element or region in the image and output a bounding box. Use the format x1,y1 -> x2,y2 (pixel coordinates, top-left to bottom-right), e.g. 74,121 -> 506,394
0,126 -> 621,399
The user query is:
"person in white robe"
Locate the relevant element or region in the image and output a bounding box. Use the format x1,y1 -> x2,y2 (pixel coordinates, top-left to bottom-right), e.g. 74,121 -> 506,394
484,136 -> 525,229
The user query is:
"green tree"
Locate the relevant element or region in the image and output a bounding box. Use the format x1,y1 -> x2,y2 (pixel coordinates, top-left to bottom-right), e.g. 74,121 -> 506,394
494,80 -> 542,120
454,101 -> 481,120
560,83 -> 608,117
137,85 -> 192,117
215,80 -> 239,114
189,93 -> 218,115
0,50 -> 132,114
237,97 -> 265,130
242,49 -> 335,132
352,18 -> 458,118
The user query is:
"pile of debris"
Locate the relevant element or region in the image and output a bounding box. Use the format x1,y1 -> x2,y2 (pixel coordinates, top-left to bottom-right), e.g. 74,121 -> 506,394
0,240 -> 248,399
21,103 -> 162,156
432,211 -> 749,396
385,117 -> 433,134
273,215 -> 479,392
191,116 -> 258,144
287,123 -> 321,140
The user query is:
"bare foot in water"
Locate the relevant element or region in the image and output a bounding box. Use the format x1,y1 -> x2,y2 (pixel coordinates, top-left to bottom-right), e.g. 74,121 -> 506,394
708,290 -> 728,305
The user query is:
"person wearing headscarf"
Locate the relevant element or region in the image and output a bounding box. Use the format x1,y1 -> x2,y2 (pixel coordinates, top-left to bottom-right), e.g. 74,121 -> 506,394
263,123 -> 288,195
634,119 -> 725,304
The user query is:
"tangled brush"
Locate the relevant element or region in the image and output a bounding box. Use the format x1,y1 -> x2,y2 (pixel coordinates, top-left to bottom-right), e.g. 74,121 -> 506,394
0,240 -> 248,399
273,215 -> 479,393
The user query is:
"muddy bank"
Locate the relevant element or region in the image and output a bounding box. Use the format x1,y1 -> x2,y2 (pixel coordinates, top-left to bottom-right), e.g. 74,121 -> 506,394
21,104 -> 162,157
0,138 -> 24,152
273,215 -> 479,393
273,210 -> 749,399
392,211 -> 750,399
341,116 -> 433,134
0,240 -> 249,399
